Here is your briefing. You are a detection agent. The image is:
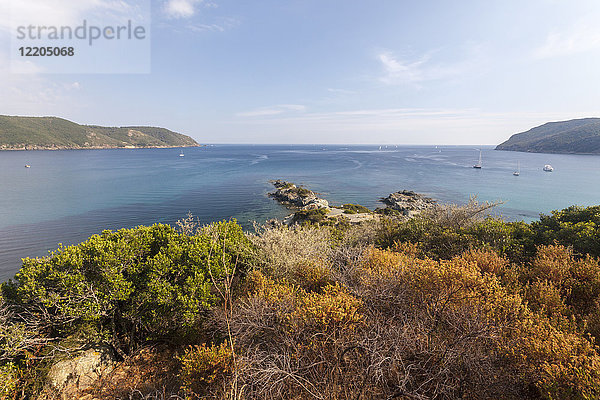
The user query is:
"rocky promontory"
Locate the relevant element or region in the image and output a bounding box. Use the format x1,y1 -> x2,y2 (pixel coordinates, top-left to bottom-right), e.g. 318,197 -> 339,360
268,180 -> 437,225
268,180 -> 330,210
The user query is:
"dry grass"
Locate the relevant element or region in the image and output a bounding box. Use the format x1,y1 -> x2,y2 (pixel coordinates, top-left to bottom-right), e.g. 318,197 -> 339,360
249,223 -> 333,284
420,196 -> 504,229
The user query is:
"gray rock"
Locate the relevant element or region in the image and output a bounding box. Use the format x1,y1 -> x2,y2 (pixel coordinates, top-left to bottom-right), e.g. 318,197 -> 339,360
268,180 -> 320,208
39,346 -> 116,399
303,198 -> 329,210
380,190 -> 436,214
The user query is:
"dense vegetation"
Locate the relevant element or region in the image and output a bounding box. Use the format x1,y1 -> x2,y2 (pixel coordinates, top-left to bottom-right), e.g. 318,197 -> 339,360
496,117 -> 600,154
2,204 -> 600,399
337,203 -> 372,214
0,115 -> 198,149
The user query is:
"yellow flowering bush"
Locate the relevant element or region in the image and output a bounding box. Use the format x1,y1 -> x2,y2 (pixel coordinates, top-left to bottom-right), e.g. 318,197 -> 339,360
179,342 -> 235,395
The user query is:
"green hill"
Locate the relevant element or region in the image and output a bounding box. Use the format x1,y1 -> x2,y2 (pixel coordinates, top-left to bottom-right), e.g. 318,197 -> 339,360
496,118 -> 600,154
0,115 -> 199,150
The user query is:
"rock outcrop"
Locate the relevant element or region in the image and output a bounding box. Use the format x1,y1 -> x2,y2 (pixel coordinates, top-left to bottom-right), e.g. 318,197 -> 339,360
379,190 -> 436,216
268,180 -> 379,225
268,180 -> 329,210
268,181 -> 437,224
38,347 -> 116,400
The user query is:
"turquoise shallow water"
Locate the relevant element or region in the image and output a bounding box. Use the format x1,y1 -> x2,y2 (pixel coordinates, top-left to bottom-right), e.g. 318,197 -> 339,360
1,144 -> 599,280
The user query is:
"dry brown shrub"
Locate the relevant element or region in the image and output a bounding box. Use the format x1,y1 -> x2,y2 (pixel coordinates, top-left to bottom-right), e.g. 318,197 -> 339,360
460,248 -> 509,275
525,280 -> 567,320
249,224 -> 332,283
225,272 -> 369,399
391,241 -> 421,258
222,250 -> 525,399
530,244 -> 573,285
83,346 -> 182,399
222,245 -> 600,399
420,196 -> 503,229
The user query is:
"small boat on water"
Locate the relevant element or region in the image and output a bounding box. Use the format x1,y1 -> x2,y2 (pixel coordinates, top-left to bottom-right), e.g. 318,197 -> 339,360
24,165 -> 31,168
179,150 -> 185,157
473,150 -> 482,169
543,164 -> 553,172
513,161 -> 520,176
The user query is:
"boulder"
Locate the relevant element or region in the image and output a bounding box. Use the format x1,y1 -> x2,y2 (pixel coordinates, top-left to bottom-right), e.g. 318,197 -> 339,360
379,190 -> 436,215
39,346 -> 116,400
303,198 -> 329,210
268,180 -> 320,208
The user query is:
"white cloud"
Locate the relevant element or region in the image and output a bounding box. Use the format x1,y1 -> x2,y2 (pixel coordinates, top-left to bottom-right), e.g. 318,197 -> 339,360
327,88 -> 356,95
534,24 -> 600,59
236,104 -> 306,118
377,47 -> 484,86
187,17 -> 238,32
164,0 -> 203,19
378,52 -> 428,85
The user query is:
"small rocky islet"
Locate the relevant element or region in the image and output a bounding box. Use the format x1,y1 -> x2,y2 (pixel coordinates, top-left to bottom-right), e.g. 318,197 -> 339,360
268,179 -> 437,224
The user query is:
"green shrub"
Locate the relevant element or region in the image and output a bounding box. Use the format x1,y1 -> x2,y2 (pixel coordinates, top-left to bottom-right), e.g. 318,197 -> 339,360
294,187 -> 313,197
1,221 -> 253,354
376,212 -> 535,262
291,208 -> 330,225
0,362 -> 21,398
339,204 -> 371,214
532,205 -> 600,258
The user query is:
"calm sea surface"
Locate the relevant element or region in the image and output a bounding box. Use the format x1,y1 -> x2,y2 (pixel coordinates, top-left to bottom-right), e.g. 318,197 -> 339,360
1,144 -> 599,280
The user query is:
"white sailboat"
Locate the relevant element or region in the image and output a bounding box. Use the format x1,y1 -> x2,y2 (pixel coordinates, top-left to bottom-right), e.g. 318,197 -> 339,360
513,161 -> 520,176
473,150 -> 482,169
179,150 -> 185,157
543,164 -> 553,172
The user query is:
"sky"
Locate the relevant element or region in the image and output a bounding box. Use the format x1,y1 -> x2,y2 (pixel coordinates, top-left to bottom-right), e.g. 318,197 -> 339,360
2,0 -> 600,144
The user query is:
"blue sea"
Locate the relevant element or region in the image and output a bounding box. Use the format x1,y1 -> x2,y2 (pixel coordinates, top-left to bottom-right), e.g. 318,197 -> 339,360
1,144 -> 599,281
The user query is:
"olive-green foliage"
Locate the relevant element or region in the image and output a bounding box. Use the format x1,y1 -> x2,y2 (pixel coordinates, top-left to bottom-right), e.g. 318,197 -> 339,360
294,187 -> 313,197
1,221 -> 253,354
0,362 -> 21,398
291,208 -> 330,225
339,203 -> 371,214
376,214 -> 534,262
532,205 -> 600,258
377,204 -> 600,265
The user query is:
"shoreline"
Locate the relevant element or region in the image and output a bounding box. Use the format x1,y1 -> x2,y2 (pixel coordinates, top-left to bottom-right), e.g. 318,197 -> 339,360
0,144 -> 203,151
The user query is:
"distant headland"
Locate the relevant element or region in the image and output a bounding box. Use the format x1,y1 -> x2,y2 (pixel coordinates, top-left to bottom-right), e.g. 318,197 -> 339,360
0,115 -> 199,150
496,117 -> 600,154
